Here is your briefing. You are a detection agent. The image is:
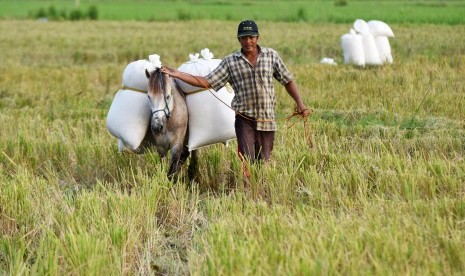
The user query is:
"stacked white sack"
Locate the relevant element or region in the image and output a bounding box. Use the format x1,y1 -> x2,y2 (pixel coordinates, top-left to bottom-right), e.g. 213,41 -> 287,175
361,33 -> 383,65
353,19 -> 371,36
177,48 -> 236,151
342,19 -> 394,66
374,36 -> 393,64
368,20 -> 394,64
106,59 -> 153,152
355,19 -> 382,66
121,60 -> 150,92
176,49 -> 222,93
341,29 -> 365,66
367,20 -> 394,37
187,85 -> 235,151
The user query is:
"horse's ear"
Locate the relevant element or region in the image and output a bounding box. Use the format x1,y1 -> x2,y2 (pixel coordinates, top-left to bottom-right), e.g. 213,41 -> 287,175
145,69 -> 150,79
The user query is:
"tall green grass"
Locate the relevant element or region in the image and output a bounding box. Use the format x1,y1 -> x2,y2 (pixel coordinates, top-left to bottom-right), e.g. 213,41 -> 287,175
0,20 -> 464,274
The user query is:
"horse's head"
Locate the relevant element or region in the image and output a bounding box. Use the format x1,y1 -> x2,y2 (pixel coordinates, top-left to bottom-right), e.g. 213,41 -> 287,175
146,68 -> 174,133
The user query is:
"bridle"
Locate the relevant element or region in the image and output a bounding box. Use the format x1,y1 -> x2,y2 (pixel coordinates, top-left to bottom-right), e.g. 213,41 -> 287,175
148,70 -> 172,120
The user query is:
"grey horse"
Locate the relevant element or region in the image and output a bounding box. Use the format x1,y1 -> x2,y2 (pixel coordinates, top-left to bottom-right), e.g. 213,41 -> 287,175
145,68 -> 197,181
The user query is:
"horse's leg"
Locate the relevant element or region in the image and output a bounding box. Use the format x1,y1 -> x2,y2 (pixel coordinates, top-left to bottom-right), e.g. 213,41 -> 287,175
179,145 -> 191,163
168,144 -> 187,181
188,149 -> 198,183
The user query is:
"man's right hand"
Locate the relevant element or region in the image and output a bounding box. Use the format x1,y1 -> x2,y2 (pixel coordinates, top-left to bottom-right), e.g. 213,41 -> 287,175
161,66 -> 211,89
299,106 -> 311,117
160,66 -> 178,78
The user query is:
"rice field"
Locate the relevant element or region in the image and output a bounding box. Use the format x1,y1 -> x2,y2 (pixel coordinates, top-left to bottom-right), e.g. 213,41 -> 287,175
0,19 -> 464,275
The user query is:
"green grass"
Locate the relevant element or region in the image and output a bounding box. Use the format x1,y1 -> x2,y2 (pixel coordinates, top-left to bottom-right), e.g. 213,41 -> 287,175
0,20 -> 465,274
1,0 -> 465,24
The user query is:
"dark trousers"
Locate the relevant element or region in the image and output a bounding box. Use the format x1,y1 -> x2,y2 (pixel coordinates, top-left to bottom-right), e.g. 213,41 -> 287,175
235,114 -> 275,163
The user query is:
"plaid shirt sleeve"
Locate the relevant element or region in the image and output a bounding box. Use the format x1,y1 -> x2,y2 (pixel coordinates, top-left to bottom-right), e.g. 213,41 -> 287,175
205,59 -> 230,91
271,48 -> 293,86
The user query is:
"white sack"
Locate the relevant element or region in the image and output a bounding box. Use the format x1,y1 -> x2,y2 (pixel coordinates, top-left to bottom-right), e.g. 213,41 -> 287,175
176,59 -> 222,93
186,86 -> 236,151
362,34 -> 383,66
353,19 -> 370,35
374,36 -> 393,64
122,60 -> 152,91
341,29 -> 365,66
176,48 -> 222,93
320,57 -> 337,65
117,128 -> 157,154
367,20 -> 394,37
106,89 -> 151,151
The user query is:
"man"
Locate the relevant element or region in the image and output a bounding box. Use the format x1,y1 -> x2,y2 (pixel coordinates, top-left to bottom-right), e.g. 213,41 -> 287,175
161,20 -> 309,163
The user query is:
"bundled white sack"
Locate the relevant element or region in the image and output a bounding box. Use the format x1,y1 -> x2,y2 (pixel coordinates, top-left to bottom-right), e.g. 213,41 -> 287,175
176,48 -> 222,93
186,85 -> 236,151
106,89 -> 151,151
176,48 -> 236,150
361,34 -> 382,66
374,36 -> 393,64
320,57 -> 337,65
117,128 -> 157,154
121,59 -> 151,92
367,20 -> 394,37
346,19 -> 393,66
106,57 -> 160,151
353,19 -> 371,35
341,29 -> 365,66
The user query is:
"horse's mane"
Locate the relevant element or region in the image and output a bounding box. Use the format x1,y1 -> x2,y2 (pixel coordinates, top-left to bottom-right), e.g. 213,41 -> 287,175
148,69 -> 166,95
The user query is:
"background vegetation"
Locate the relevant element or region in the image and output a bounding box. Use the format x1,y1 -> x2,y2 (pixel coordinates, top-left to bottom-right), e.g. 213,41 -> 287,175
1,1 -> 465,275
0,0 -> 464,24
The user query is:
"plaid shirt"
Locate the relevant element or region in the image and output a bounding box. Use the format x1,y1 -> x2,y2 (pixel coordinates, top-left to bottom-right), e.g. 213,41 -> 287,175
205,45 -> 293,131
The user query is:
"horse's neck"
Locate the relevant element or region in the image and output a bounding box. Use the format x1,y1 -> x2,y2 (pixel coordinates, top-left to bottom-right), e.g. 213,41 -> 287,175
171,81 -> 186,100
166,81 -> 188,129
170,82 -> 186,111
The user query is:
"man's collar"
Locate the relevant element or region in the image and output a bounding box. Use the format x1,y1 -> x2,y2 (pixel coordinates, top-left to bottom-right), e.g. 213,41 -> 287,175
234,44 -> 268,57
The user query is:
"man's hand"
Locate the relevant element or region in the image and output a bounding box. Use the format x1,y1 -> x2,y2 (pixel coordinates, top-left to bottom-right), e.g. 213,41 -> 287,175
160,66 -> 211,89
296,105 -> 311,117
160,66 -> 178,78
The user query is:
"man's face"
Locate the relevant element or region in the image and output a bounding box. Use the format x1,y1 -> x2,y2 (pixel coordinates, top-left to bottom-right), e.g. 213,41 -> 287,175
238,35 -> 259,53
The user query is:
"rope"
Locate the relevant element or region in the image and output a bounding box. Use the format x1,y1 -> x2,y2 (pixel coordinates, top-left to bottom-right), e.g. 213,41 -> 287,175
286,109 -> 313,148
183,72 -> 313,149
121,85 -> 147,93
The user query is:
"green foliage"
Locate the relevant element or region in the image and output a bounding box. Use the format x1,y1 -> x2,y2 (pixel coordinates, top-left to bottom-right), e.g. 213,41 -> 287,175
47,5 -> 57,20
177,9 -> 194,21
296,7 -> 307,21
87,5 -> 99,20
35,7 -> 47,18
0,20 -> 464,274
1,1 -> 464,24
69,9 -> 83,21
335,0 -> 348,6
28,5 -> 99,21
